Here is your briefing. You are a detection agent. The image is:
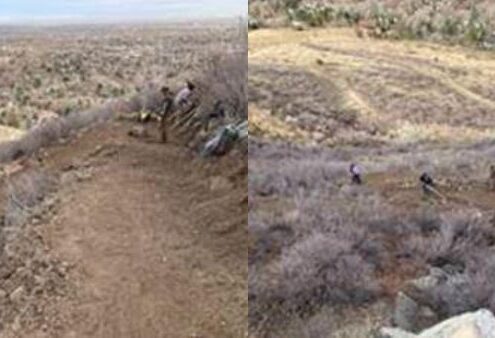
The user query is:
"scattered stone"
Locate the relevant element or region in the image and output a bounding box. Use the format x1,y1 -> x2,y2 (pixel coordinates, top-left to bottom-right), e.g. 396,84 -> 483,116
128,125 -> 148,138
284,115 -> 298,124
312,131 -> 325,143
291,21 -> 306,31
9,286 -> 25,304
209,176 -> 233,192
11,315 -> 22,332
75,170 -> 93,182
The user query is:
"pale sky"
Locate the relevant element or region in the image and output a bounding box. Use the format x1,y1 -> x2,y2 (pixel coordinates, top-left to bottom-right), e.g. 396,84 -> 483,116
0,0 -> 247,24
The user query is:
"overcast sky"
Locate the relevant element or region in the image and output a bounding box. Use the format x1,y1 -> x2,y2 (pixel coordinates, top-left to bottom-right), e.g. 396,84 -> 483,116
0,0 -> 246,24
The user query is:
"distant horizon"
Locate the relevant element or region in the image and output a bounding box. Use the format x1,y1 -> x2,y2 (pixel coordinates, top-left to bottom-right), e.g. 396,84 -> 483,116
0,0 -> 246,25
0,16 -> 244,27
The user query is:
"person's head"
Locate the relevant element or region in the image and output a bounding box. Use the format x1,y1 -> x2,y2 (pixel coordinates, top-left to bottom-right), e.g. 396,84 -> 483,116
186,81 -> 195,91
160,86 -> 170,96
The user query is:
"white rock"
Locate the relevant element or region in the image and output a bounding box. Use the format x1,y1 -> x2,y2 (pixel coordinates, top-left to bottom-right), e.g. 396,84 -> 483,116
9,286 -> 25,304
418,309 -> 495,338
379,327 -> 417,338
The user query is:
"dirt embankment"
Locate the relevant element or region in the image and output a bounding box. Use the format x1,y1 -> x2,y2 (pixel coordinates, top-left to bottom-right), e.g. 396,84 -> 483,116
0,120 -> 247,338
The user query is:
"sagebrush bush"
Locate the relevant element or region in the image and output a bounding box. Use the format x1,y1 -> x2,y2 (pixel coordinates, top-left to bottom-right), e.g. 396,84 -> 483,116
288,5 -> 328,27
5,170 -> 57,226
249,137 -> 495,335
370,3 -> 399,37
465,5 -> 489,44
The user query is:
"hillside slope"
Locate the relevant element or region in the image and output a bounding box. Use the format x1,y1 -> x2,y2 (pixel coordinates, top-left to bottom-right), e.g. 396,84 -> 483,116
249,27 -> 495,337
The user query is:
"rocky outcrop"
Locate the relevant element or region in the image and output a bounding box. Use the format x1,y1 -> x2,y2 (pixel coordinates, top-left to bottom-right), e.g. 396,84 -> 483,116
379,309 -> 495,338
393,268 -> 446,332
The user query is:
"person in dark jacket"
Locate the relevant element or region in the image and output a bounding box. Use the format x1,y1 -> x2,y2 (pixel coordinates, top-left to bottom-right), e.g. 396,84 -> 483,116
420,172 -> 435,195
158,86 -> 174,143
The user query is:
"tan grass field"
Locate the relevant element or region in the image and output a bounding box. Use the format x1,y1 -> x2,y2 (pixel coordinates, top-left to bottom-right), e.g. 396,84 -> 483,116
249,27 -> 495,145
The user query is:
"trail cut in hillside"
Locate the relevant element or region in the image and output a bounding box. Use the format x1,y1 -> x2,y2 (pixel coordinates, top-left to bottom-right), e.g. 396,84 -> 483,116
0,119 -> 247,338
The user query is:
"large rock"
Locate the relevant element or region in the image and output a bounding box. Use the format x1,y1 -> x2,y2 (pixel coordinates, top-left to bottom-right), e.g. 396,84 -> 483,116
379,309 -> 495,338
378,327 -> 416,338
393,291 -> 438,332
393,268 -> 446,332
407,268 -> 447,293
419,309 -> 495,338
394,292 -> 419,332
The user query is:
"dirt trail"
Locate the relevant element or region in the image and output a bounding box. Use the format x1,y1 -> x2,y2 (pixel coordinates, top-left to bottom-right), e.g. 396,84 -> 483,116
10,121 -> 247,338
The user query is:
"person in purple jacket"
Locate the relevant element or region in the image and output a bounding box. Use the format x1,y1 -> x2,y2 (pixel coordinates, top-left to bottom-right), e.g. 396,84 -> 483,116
349,163 -> 362,185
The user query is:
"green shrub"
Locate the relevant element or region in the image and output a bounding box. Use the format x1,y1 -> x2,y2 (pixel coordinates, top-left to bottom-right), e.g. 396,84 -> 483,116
335,6 -> 361,26
282,0 -> 301,10
464,5 -> 488,44
288,5 -> 336,27
370,4 -> 398,37
439,16 -> 462,37
33,76 -> 42,89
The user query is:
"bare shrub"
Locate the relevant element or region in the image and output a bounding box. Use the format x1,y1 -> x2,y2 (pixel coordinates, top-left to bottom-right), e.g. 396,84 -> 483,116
5,170 -> 57,227
200,19 -> 247,120
417,252 -> 495,319
279,232 -> 379,307
0,99 -> 120,163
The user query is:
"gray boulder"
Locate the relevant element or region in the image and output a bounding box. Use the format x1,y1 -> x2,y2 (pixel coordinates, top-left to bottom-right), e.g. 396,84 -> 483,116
379,309 -> 495,338
393,291 -> 439,332
393,268 -> 446,332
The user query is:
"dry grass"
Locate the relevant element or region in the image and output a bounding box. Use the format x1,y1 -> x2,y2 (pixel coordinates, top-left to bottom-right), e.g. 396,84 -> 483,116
249,27 -> 495,147
5,170 -> 57,226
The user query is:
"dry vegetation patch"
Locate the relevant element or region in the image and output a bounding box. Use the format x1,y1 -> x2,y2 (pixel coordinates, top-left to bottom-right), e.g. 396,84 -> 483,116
249,27 -> 495,337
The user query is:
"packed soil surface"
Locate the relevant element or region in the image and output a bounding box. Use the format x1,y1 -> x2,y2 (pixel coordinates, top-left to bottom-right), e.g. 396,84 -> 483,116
2,120 -> 247,338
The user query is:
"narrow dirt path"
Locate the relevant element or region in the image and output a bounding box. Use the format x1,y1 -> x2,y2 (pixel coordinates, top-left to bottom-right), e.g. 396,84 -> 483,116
14,121 -> 247,338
